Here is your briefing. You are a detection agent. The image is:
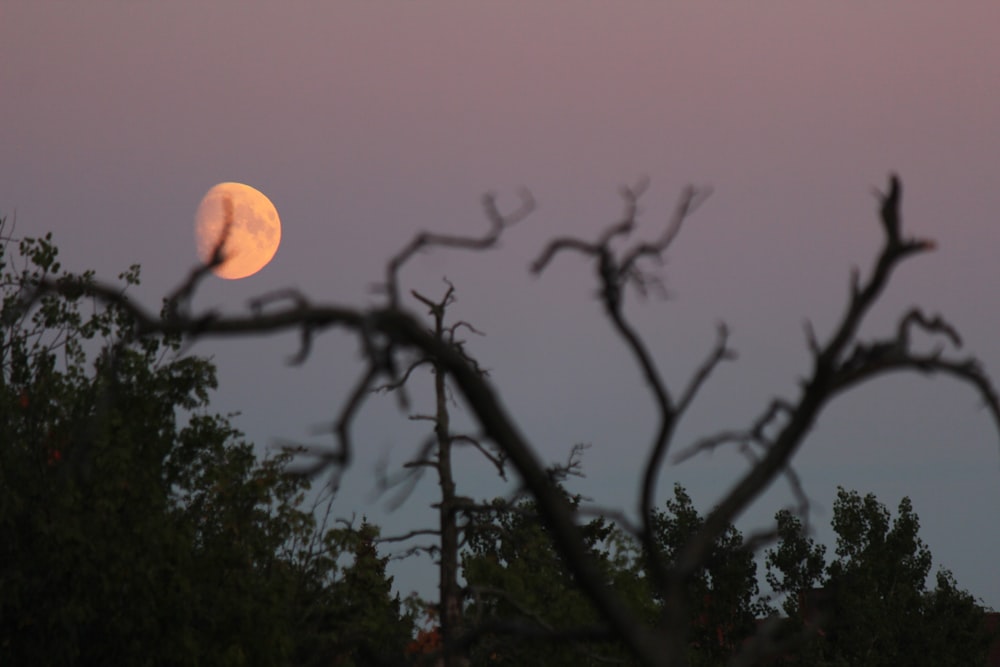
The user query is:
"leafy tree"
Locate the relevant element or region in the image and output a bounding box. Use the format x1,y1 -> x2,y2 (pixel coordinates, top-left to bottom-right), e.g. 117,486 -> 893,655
371,283 -> 508,667
917,568 -> 996,667
765,488 -> 995,666
293,521 -> 415,667
462,494 -> 649,666
0,224 -> 413,665
651,484 -> 771,666
19,175 -> 1000,665
461,484 -> 769,666
765,509 -> 827,618
823,488 -> 931,665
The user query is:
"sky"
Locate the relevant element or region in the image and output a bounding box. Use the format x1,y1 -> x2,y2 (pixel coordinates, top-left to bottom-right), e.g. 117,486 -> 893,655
4,2 -> 1000,608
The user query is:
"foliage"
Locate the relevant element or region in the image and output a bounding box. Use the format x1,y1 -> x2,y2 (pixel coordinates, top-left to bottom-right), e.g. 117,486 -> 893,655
765,487 -> 995,666
0,225 -> 413,666
461,483 -> 995,666
462,494 -> 648,666
460,485 -> 770,666
765,510 -> 827,617
300,521 -> 415,667
650,484 -> 772,666
11,174 -> 1000,666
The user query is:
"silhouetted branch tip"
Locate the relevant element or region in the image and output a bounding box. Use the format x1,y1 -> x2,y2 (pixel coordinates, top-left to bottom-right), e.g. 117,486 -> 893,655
878,172 -> 902,242
16,174 -> 1000,667
385,189 -> 535,305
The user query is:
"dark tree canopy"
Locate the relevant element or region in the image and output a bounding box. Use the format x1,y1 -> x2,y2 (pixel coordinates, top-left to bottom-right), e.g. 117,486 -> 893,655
0,226 -> 413,666
765,488 -> 996,666
7,173 -> 1000,666
462,493 -> 647,666
459,485 -> 769,667
651,485 -> 771,666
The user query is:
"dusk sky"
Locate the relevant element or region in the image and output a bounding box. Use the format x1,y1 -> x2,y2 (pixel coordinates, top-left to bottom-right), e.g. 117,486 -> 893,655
4,3 -> 1000,607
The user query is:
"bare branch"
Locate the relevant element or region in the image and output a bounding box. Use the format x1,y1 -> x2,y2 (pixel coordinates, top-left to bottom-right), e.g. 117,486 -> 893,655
403,459 -> 437,470
286,364 -> 379,481
451,433 -> 507,480
546,442 -> 590,482
672,175 -> 979,589
387,543 -> 440,561
671,430 -> 754,465
373,434 -> 437,510
247,287 -> 311,315
333,365 -> 377,469
832,352 -> 1000,434
528,182 -> 713,651
675,322 -> 736,418
377,528 -> 442,544
383,189 -> 535,306
373,357 -> 432,393
897,307 -> 962,348
803,319 -> 821,356
412,282 -> 456,313
164,196 -> 234,321
576,504 -> 643,538
877,172 -> 902,243
22,174 -> 995,667
531,237 -> 602,274
447,319 -> 486,341
618,184 -> 712,278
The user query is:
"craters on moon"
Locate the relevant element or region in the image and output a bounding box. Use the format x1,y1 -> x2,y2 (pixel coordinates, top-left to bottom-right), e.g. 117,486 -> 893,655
194,182 -> 281,280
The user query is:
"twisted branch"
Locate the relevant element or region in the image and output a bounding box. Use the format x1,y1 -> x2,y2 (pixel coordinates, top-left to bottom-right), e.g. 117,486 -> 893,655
673,175 -> 995,586
17,175 -> 1000,667
384,190 -> 534,306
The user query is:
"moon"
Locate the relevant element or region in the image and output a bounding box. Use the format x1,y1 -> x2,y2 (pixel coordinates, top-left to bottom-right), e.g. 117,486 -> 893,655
194,182 -> 281,280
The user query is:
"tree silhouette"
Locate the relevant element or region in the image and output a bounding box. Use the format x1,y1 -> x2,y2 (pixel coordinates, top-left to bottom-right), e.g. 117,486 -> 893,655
22,174 -> 1000,665
765,488 -> 995,666
0,224 -> 413,665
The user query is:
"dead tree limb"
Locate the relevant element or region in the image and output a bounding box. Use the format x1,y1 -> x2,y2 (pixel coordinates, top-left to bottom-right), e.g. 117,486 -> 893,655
673,175 -> 990,587
21,175 -> 1000,667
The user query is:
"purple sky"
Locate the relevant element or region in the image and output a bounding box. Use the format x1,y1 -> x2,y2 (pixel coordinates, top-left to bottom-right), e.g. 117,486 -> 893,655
4,3 -> 1000,607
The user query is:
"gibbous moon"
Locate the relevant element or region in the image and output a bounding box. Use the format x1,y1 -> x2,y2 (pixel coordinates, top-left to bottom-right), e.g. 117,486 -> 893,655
194,182 -> 281,280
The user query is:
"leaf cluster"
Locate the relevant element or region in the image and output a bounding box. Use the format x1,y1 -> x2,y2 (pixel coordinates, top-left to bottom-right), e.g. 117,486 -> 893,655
460,485 -> 768,666
764,488 -> 995,666
0,224 -> 414,666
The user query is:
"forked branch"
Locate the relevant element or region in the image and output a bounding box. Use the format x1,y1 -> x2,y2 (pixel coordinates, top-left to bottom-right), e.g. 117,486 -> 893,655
674,175 -> 999,588
383,190 -> 535,306
18,175 -> 1000,667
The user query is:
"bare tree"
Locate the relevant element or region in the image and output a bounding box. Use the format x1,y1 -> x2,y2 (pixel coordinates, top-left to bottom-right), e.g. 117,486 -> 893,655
26,175 -> 1000,665
372,281 -> 510,667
